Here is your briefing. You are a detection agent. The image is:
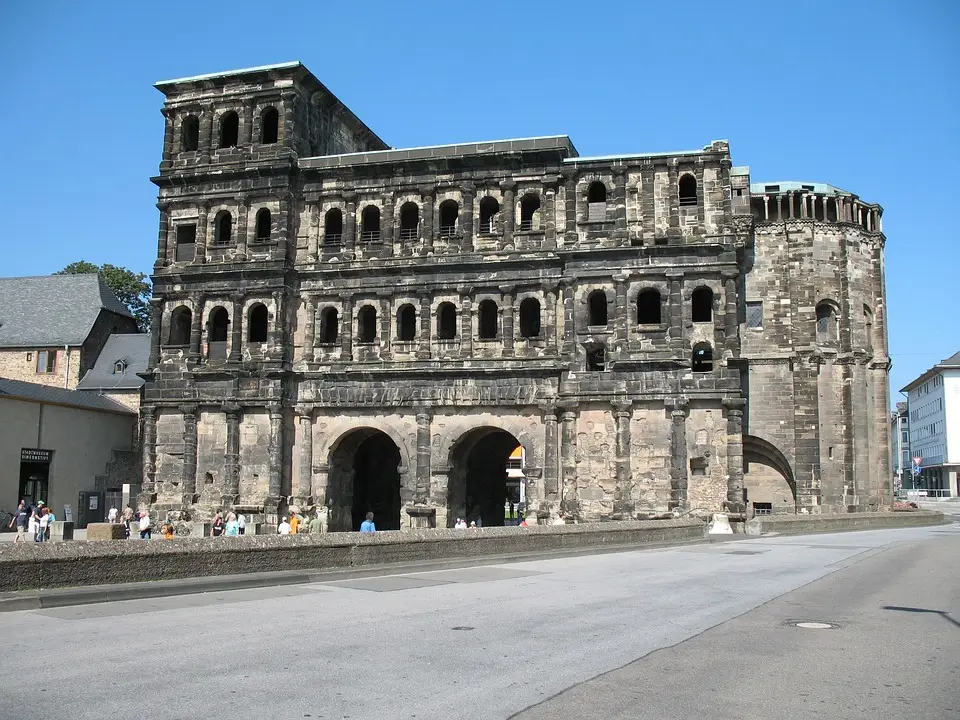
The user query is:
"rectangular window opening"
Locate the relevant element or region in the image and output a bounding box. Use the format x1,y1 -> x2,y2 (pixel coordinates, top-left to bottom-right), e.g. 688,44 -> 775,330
753,502 -> 772,516
746,301 -> 763,329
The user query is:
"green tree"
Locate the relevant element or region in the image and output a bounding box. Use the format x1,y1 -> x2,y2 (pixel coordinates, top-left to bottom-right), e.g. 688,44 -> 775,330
56,261 -> 152,331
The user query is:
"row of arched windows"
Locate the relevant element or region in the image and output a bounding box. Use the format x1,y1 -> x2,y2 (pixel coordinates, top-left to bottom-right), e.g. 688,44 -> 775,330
167,304 -> 270,347
180,107 -> 280,153
208,209 -> 272,246
584,286 -> 714,327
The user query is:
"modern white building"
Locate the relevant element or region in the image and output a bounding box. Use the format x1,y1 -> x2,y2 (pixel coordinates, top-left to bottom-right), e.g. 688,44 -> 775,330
901,351 -> 960,497
890,402 -> 910,492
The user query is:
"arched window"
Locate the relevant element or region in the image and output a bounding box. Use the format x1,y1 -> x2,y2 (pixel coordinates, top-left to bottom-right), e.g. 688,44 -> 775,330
181,115 -> 199,152
478,299 -> 498,339
692,343 -> 713,372
399,202 -> 419,241
208,307 -> 229,359
360,206 -> 381,241
214,211 -> 232,246
816,302 -> 838,344
357,305 -> 377,343
519,194 -> 541,231
325,208 -> 343,244
319,307 -> 339,344
679,174 -> 698,207
587,182 -> 606,222
588,290 -> 608,327
397,304 -> 417,341
168,306 -> 192,345
437,302 -> 457,340
248,304 -> 268,343
260,107 -> 279,144
479,196 -> 499,234
219,111 -> 239,149
637,289 -> 662,324
439,200 -> 459,237
519,298 -> 541,338
255,209 -> 271,243
692,287 -> 713,323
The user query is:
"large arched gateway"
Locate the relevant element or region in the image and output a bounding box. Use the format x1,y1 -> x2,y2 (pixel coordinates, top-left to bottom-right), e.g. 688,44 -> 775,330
447,427 -> 525,528
327,429 -> 402,531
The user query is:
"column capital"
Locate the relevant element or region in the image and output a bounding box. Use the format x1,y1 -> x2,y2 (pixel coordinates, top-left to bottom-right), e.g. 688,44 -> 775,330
498,285 -> 516,297
722,397 -> 747,412
295,403 -> 314,418
611,400 -> 633,415
720,270 -> 739,280
418,184 -> 435,198
540,174 -> 562,189
414,408 -> 432,422
234,193 -> 251,207
665,397 -> 689,414
538,402 -> 557,419
499,179 -> 517,193
222,401 -> 241,417
178,403 -> 199,416
342,190 -> 357,203
612,272 -> 630,285
460,181 -> 475,194
149,296 -> 164,308
665,271 -> 684,281
267,402 -> 283,417
141,405 -> 157,419
156,201 -> 171,212
612,164 -> 628,177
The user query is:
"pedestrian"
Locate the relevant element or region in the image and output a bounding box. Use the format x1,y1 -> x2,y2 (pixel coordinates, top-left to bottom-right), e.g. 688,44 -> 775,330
224,512 -> 239,537
237,513 -> 246,536
108,507 -> 118,524
37,508 -> 50,542
138,511 -> 152,540
278,516 -> 291,535
210,511 -> 225,538
122,505 -> 134,539
45,508 -> 56,540
308,511 -> 323,535
469,520 -> 477,529
289,510 -> 300,535
9,500 -> 28,542
359,512 -> 376,533
27,508 -> 39,542
454,518 -> 467,529
161,523 -> 174,540
519,517 -> 529,527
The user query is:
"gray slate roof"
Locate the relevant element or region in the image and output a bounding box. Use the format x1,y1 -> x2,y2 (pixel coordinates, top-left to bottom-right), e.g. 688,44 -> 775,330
900,350 -> 960,392
76,334 -> 150,391
0,274 -> 133,348
0,377 -> 134,415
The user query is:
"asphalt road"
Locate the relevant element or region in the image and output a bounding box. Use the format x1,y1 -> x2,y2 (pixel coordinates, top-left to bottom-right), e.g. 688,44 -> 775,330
0,523 -> 957,720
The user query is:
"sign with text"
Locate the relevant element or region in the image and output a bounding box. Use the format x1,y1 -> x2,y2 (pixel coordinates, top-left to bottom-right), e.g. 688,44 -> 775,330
20,448 -> 53,463
63,505 -> 73,522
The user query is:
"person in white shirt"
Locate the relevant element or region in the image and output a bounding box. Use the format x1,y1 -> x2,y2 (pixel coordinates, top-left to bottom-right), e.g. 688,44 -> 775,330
38,510 -> 50,542
108,507 -> 118,523
138,511 -> 152,540
237,514 -> 246,536
454,518 -> 468,529
277,517 -> 291,535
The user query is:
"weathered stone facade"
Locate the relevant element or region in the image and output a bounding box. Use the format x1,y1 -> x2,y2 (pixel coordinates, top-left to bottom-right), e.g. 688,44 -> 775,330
141,62 -> 890,528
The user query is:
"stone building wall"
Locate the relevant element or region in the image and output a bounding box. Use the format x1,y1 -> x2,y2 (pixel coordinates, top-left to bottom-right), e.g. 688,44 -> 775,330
0,347 -> 82,389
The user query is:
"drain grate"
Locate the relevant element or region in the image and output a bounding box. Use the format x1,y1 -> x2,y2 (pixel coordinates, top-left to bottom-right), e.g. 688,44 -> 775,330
786,620 -> 840,630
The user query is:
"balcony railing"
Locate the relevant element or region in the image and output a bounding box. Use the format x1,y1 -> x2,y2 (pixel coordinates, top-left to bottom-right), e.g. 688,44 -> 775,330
361,230 -> 381,242
324,233 -> 342,245
399,227 -> 418,241
439,225 -> 457,238
518,220 -> 536,232
679,196 -> 698,207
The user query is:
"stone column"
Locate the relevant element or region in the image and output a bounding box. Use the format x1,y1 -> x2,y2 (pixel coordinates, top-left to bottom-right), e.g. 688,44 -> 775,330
235,195 -> 249,260
559,406 -> 579,516
613,166 -> 628,245
544,284 -> 559,355
199,104 -> 213,163
722,272 -> 739,355
459,290 -> 473,358
723,399 -> 745,514
640,163 -> 656,241
160,109 -> 174,172
563,172 -> 578,246
280,90 -> 296,152
181,404 -> 198,501
277,193 -> 293,261
243,99 -> 256,146
561,280 -> 576,364
542,176 -> 559,250
667,161 -> 681,240
270,290 -> 284,358
415,409 -> 432,504
148,298 -> 162,368
156,202 -> 170,267
381,194 -> 395,258
189,293 -> 204,359
613,274 -> 629,356
541,404 -> 559,502
612,401 -> 633,518
694,163 -> 706,231
267,403 -> 283,500
461,183 -> 474,253
343,191 -> 357,260
500,286 -> 515,357
303,295 -> 316,363
340,295 -> 353,361
788,192 -> 796,220
195,203 -> 210,264
667,272 -> 683,354
379,292 -> 392,360
296,405 -> 313,502
500,180 -> 516,249
223,403 -> 241,502
307,202 -> 320,262
141,406 -> 157,494
229,293 -> 244,363
669,401 -> 688,510
417,293 -> 431,359
420,186 -> 434,256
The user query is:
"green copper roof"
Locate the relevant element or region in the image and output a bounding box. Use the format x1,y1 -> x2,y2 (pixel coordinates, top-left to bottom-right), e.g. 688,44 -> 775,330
750,181 -> 853,196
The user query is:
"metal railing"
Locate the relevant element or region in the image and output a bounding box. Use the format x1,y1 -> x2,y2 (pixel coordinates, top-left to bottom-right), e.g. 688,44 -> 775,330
398,228 -> 418,241
360,230 -> 381,242
518,220 -> 536,232
324,233 -> 342,245
438,225 -> 457,238
679,196 -> 698,207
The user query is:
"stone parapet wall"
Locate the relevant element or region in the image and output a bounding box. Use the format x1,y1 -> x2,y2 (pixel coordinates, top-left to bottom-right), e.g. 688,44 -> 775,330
756,510 -> 944,535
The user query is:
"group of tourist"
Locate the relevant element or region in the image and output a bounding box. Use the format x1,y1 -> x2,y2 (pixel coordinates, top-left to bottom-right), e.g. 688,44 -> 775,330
7,499 -> 56,542
276,508 -> 324,535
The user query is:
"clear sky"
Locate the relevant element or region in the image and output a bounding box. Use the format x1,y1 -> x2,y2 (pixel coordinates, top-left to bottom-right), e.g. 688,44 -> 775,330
1,0 -> 957,399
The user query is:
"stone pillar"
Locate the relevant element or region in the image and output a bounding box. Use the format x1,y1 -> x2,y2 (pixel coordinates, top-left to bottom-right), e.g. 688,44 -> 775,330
303,295 -> 316,363
307,202 -> 320,262
800,194 -> 809,219
722,272 -> 739,355
417,292 -> 431,359
420,186 -> 434,256
267,403 -> 283,500
199,104 -> 213,163
189,293 -> 204,359
723,399 -> 745,514
612,401 -> 633,518
545,284 -> 559,355
694,163 -> 706,232
270,290 -> 284,358
340,295 -> 353,361
613,274 -> 629,356
148,298 -> 162,368
343,191 -> 357,260
281,90 -> 296,152
229,293 -> 244,362
542,176 -> 559,250
500,180 -> 516,249
296,405 -> 313,502
542,405 -> 559,502
160,109 -> 174,171
459,291 -> 473,358
613,166 -> 628,245
461,183 -> 474,253
379,292 -> 392,360
195,204 -> 210,264
788,192 -> 796,220
141,406 -> 157,494
277,193 -> 293,261
243,99 -> 255,146
223,403 -> 241,501
560,407 -> 579,516
640,163 -> 656,242
563,172 -> 578,246
669,401 -> 688,510
667,273 -> 684,354
235,195 -> 249,260
500,286 -> 515,357
156,202 -> 170,267
415,409 -> 432,504
667,161 -> 681,240
181,404 -> 198,501
381,194 -> 394,258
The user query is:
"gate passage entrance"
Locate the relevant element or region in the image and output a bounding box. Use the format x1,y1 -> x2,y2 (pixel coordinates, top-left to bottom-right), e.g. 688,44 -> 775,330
447,427 -> 523,528
327,429 -> 402,532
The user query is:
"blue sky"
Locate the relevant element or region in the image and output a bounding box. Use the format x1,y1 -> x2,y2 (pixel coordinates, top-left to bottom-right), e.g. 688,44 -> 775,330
1,0 -> 957,399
